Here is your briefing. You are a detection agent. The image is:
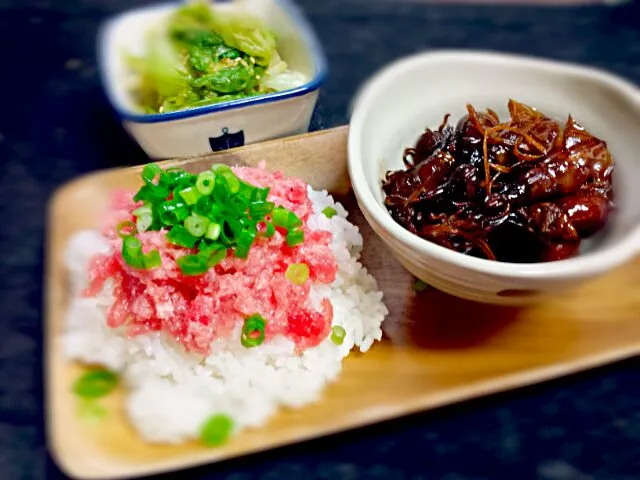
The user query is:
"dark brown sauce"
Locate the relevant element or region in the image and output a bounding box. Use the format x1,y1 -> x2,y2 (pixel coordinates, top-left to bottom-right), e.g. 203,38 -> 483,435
382,99 -> 615,263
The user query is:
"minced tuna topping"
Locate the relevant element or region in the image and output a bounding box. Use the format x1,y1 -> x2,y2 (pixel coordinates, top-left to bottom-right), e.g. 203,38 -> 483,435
84,164 -> 338,355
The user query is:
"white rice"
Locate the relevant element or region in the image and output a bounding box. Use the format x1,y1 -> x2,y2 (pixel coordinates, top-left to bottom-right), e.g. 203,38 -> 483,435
62,187 -> 389,444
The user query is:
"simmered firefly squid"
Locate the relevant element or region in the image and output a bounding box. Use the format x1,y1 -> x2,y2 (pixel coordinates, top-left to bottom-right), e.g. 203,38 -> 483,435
382,99 -> 615,263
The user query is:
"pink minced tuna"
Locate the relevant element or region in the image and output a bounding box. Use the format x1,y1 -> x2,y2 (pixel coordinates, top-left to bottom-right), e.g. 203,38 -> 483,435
84,165 -> 338,355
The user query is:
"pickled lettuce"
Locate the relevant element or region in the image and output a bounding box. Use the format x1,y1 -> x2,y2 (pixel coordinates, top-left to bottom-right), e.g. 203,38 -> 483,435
126,1 -> 308,114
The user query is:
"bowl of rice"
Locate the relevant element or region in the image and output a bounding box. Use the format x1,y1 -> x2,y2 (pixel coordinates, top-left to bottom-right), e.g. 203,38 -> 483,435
60,160 -> 388,447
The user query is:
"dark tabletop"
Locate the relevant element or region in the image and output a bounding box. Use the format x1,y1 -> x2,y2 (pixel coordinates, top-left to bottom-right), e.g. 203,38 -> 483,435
3,0 -> 640,478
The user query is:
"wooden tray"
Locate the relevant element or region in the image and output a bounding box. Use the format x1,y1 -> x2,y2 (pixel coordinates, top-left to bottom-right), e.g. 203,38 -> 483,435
46,126 -> 640,479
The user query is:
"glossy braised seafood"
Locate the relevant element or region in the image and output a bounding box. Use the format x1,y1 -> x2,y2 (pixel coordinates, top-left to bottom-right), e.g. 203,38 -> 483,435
382,100 -> 615,263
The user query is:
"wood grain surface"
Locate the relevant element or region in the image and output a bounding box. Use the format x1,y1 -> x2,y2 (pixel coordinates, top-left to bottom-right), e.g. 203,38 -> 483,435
45,126 -> 640,479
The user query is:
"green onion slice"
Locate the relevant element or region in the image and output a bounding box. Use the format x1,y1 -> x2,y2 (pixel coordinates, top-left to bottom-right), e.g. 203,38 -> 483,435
73,369 -> 118,399
234,229 -> 256,259
241,314 -> 266,348
143,250 -> 162,269
184,213 -> 209,238
210,163 -> 233,175
177,254 -> 209,276
249,201 -> 275,219
134,183 -> 169,203
261,222 -> 275,238
285,263 -> 309,285
251,187 -> 270,203
141,163 -> 163,184
166,225 -> 200,248
322,207 -> 338,219
286,228 -> 305,247
122,235 -> 161,270
132,205 -> 152,217
205,222 -> 222,241
271,206 -> 289,228
136,213 -> 153,233
178,186 -> 201,206
199,242 -> 227,267
222,171 -> 240,195
196,171 -> 216,196
159,200 -> 190,226
122,235 -> 143,268
116,220 -> 136,238
331,325 -> 346,346
200,414 -> 234,447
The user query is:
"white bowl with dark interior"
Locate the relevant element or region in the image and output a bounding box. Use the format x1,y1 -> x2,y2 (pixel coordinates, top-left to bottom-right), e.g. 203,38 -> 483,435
348,50 -> 640,305
98,0 -> 327,159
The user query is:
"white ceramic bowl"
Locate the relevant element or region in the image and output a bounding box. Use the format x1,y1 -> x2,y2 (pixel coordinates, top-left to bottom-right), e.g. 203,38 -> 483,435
348,50 -> 640,305
98,0 -> 327,159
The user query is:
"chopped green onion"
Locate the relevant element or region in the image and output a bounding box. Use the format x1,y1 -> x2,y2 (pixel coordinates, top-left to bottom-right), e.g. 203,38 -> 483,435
199,243 -> 227,267
238,181 -> 256,201
127,162 -> 308,276
158,200 -> 190,226
132,205 -> 152,217
413,279 -> 430,292
184,213 -> 209,237
134,183 -> 169,203
287,211 -> 302,228
165,169 -> 193,189
166,225 -> 200,248
241,314 -> 266,348
271,206 -> 289,228
122,235 -> 143,268
205,222 -> 221,241
134,205 -> 153,232
262,222 -> 275,238
322,207 -> 338,219
200,414 -> 234,447
122,235 -> 160,270
251,187 -> 270,203
272,207 -> 302,230
286,228 -> 305,247
143,250 -> 162,269
176,254 -> 209,275
214,174 -> 231,201
285,263 -> 309,285
221,171 -> 240,194
194,196 -> 214,217
234,229 -> 256,259
331,325 -> 346,345
141,163 -> 163,184
249,201 -> 275,219
196,171 -> 215,196
219,219 -> 241,246
116,220 -> 136,238
229,194 -> 249,214
178,186 -> 201,206
73,369 -> 118,399
210,163 -> 233,175
136,213 -> 153,233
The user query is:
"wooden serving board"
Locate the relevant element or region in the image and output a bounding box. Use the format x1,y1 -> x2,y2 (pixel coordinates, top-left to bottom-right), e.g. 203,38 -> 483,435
46,126 -> 640,479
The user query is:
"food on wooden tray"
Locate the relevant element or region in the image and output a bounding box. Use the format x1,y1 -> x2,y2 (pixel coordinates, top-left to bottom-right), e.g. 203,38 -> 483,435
62,162 -> 387,445
382,99 -> 615,263
126,2 -> 308,114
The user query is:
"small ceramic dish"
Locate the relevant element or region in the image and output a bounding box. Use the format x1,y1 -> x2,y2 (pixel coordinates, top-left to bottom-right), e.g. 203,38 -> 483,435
98,0 -> 327,159
348,50 -> 640,305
